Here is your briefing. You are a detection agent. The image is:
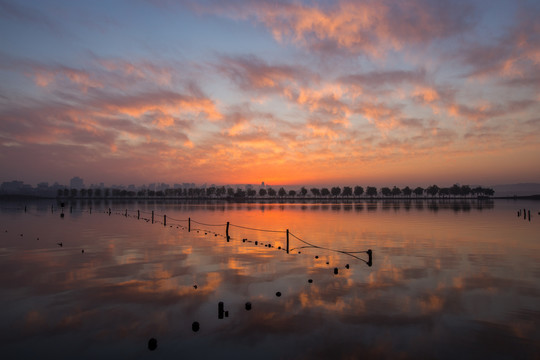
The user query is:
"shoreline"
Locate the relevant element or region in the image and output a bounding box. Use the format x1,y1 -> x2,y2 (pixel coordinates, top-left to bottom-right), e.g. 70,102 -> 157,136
1,194 -> 539,202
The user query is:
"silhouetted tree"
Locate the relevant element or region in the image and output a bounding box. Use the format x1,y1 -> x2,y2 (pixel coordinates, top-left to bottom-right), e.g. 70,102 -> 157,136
439,187 -> 450,198
354,186 -> 364,197
381,187 -> 391,197
310,188 -> 320,197
366,186 -> 377,198
331,187 -> 341,197
267,187 -> 276,197
216,186 -> 226,197
413,187 -> 424,197
402,186 -> 412,197
63,188 -> 69,197
426,185 -> 439,197
227,188 -> 235,197
235,188 -> 246,198
70,188 -> 77,198
206,187 -> 216,197
87,189 -> 93,198
321,188 -> 330,197
247,189 -> 257,197
259,188 -> 267,197
288,190 -> 296,197
300,187 -> 308,197
460,185 -> 471,197
450,184 -> 461,198
342,186 -> 352,197
57,189 -> 63,197
94,188 -> 101,197
391,186 -> 401,197
278,187 -> 287,197
104,188 -> 110,197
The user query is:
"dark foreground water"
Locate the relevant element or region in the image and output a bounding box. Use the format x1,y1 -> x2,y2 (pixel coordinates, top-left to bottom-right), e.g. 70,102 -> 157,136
1,199 -> 539,359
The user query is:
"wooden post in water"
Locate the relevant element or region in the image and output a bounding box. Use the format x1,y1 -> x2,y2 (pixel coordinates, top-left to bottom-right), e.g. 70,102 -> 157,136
226,222 -> 230,242
152,211 -> 154,224
89,206 -> 92,214
164,215 -> 166,226
528,210 -> 531,221
137,210 -> 140,219
188,217 -> 191,232
24,205 -> 27,213
108,208 -> 111,216
286,229 -> 289,254
51,204 -> 54,213
125,209 -> 127,217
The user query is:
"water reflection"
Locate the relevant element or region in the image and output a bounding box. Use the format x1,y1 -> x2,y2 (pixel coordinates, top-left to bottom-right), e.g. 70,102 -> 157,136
0,199 -> 538,359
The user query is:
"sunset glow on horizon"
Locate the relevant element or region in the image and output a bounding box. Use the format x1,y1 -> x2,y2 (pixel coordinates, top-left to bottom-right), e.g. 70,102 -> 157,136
1,0 -> 539,187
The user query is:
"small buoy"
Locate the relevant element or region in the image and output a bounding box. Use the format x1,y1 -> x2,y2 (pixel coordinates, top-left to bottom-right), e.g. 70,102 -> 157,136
214,234 -> 217,237
192,321 -> 200,332
345,264 -> 350,269
298,251 -> 301,254
148,338 -> 157,351
326,261 -> 329,265
308,279 -> 313,283
81,249 -> 84,253
193,285 -> 198,289
37,237 -> 39,240
245,302 -> 252,310
20,234 -> 23,237
278,246 -> 281,250
57,242 -> 63,247
243,238 -> 247,242
276,291 -> 281,297
334,268 -> 338,275
255,241 -> 258,245
315,256 -> 318,259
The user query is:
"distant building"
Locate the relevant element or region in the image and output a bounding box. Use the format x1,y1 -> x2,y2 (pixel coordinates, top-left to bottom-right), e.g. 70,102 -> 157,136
70,176 -> 84,189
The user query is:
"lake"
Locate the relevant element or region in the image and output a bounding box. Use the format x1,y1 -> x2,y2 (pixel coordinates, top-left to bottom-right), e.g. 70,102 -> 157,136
1,199 -> 539,359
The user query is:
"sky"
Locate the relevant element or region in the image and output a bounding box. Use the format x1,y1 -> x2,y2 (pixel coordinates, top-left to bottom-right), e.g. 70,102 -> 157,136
0,0 -> 539,188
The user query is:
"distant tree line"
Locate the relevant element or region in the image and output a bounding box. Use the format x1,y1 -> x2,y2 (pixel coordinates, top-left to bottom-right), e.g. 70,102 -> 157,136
57,184 -> 495,199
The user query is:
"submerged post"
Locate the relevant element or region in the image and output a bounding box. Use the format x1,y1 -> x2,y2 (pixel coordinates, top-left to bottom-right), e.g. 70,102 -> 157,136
164,214 -> 166,226
226,222 -> 230,242
108,208 -> 111,216
188,217 -> 191,232
138,210 -> 140,219
24,205 -> 27,213
51,204 -> 54,213
152,211 -> 154,224
286,229 -> 289,254
125,209 -> 127,217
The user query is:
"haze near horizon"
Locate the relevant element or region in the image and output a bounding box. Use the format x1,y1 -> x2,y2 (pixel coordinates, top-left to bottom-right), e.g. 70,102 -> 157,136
1,0 -> 539,186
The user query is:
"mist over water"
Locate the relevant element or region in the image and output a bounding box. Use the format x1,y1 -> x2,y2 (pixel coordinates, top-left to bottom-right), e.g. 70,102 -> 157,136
1,199 -> 539,359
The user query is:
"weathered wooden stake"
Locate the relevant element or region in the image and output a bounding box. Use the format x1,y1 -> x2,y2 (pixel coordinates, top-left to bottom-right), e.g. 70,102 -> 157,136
528,210 -> 531,221
108,208 -> 111,215
286,229 -> 289,254
152,211 -> 154,224
24,205 -> 27,213
226,222 -> 230,241
137,210 -> 140,219
188,217 -> 191,232
164,215 -> 166,226
125,209 -> 128,217
89,207 -> 92,214
51,204 -> 54,213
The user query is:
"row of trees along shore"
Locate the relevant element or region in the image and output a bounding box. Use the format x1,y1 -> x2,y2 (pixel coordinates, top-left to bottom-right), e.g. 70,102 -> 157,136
57,184 -> 495,199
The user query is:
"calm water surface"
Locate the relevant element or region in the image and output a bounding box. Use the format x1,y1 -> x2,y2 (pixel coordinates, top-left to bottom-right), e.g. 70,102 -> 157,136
1,199 -> 539,359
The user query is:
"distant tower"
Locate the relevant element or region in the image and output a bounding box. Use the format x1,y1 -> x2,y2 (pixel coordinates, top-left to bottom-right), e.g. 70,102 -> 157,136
261,181 -> 265,188
70,176 -> 84,189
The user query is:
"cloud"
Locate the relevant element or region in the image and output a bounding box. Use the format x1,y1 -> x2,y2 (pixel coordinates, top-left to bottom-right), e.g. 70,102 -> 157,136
183,0 -> 476,57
